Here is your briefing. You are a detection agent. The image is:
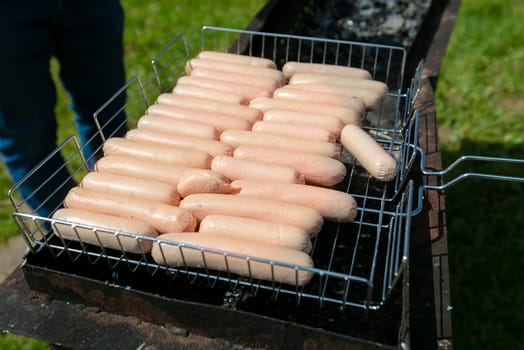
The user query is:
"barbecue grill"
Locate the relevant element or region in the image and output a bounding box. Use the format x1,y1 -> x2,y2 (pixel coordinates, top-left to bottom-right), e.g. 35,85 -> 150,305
2,0 -> 522,349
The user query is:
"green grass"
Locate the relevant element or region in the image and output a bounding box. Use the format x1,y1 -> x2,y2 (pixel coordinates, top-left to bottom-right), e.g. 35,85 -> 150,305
435,0 -> 524,349
1,0 -> 523,349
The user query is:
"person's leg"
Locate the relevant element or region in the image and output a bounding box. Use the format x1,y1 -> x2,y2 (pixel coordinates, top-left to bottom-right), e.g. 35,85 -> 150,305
0,2 -> 76,217
54,0 -> 128,168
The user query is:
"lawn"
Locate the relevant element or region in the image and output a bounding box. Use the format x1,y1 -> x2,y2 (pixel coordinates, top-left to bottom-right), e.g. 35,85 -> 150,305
1,0 -> 523,349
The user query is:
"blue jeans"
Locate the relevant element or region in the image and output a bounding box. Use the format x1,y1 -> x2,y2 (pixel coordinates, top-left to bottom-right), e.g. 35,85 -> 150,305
0,0 -> 128,217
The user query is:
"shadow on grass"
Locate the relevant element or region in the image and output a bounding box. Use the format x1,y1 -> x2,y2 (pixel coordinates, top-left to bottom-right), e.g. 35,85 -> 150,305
439,139 -> 523,350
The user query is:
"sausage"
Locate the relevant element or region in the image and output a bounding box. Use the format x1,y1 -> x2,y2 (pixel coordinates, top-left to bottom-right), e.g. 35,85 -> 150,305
64,187 -> 197,234
51,208 -> 158,253
272,87 -> 367,115
95,155 -> 222,186
282,61 -> 372,80
146,104 -> 252,132
211,155 -> 305,184
263,109 -> 345,139
125,128 -> 234,157
249,97 -> 364,125
251,120 -> 336,143
102,137 -> 212,169
176,170 -> 234,198
175,76 -> 273,101
340,124 -> 398,182
289,73 -> 388,94
198,215 -> 312,253
196,50 -> 277,69
179,193 -> 324,237
185,58 -> 285,85
80,171 -> 180,205
151,232 -> 314,286
137,114 -> 219,140
282,83 -> 386,110
230,179 -> 358,222
172,84 -> 248,105
220,129 -> 341,159
156,94 -> 262,124
189,67 -> 283,92
233,145 -> 347,187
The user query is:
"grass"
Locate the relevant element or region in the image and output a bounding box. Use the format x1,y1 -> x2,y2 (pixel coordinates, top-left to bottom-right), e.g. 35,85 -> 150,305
1,0 -> 523,349
435,0 -> 524,349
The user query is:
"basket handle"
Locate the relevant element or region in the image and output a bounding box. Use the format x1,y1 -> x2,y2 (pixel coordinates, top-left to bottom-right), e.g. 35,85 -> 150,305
413,152 -> 524,215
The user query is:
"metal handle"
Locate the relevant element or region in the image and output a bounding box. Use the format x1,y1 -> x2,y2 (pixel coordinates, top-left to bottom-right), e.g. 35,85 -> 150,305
413,150 -> 524,215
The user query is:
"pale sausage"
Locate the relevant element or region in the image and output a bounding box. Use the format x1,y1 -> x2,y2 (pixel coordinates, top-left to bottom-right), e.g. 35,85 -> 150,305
137,114 -> 219,140
230,179 -> 358,222
176,170 -> 234,198
263,109 -> 345,139
185,58 -> 285,85
340,124 -> 398,182
156,94 -> 262,124
233,145 -> 347,187
282,61 -> 372,80
80,171 -> 180,205
146,104 -> 252,132
102,137 -> 212,169
249,97 -> 364,125
289,73 -> 388,94
198,215 -> 312,253
52,208 -> 158,253
179,193 -> 324,237
251,120 -> 336,143
64,187 -> 197,234
95,155 -> 223,186
211,155 -> 305,184
175,76 -> 273,101
172,84 -> 248,105
220,129 -> 341,159
272,87 -> 366,115
189,67 -> 283,91
125,128 -> 233,157
151,232 -> 314,286
196,51 -> 277,69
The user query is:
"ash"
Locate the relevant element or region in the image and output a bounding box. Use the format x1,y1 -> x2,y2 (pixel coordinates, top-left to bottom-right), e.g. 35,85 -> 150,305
301,0 -> 432,48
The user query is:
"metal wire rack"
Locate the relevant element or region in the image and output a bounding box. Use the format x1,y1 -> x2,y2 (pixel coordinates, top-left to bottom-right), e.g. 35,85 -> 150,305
9,27 -> 427,311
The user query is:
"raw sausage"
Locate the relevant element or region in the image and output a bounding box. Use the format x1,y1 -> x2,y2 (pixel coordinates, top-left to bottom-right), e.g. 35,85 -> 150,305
340,124 -> 398,182
64,187 -> 197,234
220,129 -> 341,159
251,120 -> 336,143
263,109 -> 345,139
102,137 -> 212,169
230,179 -> 358,222
95,155 -> 222,186
289,73 -> 388,94
175,76 -> 273,101
179,193 -> 324,237
189,67 -> 283,91
282,61 -> 372,80
198,215 -> 312,253
52,208 -> 158,253
172,84 -> 248,105
80,171 -> 180,205
146,104 -> 252,132
125,128 -> 233,157
156,93 -> 262,124
233,145 -> 347,187
177,170 -> 234,198
151,232 -> 314,286
211,155 -> 305,184
249,97 -> 364,125
137,114 -> 219,140
272,86 -> 366,115
185,58 -> 285,84
196,51 -> 277,69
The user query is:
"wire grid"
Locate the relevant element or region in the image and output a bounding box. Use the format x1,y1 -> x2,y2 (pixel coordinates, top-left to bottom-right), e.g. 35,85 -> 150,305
9,27 -> 419,310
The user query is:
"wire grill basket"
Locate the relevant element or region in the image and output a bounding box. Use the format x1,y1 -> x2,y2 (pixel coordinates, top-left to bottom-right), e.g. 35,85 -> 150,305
9,26 -> 425,311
